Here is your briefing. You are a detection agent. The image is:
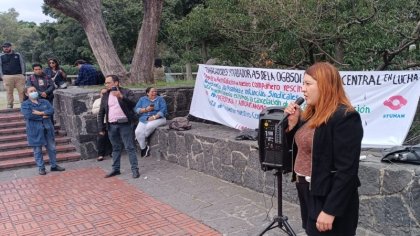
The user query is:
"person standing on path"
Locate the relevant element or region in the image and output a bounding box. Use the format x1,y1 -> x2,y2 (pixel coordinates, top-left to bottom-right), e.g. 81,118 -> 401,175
284,62 -> 363,236
97,75 -> 140,179
0,42 -> 25,109
21,86 -> 65,175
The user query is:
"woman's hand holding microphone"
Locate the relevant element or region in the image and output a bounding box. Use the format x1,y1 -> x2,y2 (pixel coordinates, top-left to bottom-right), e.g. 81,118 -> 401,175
284,97 -> 304,132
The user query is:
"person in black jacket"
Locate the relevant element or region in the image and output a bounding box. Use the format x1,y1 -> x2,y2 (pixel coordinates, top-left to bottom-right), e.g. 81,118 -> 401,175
284,62 -> 363,236
26,63 -> 55,105
0,42 -> 26,108
97,75 -> 140,178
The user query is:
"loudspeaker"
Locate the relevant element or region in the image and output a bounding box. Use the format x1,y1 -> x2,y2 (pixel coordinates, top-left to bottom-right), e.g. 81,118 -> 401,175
258,106 -> 292,172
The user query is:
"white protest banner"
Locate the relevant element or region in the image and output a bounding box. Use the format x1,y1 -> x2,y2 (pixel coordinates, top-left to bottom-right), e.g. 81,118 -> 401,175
190,64 -> 420,147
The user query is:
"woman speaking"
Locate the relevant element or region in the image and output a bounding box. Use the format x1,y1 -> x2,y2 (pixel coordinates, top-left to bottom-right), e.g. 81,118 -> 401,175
284,62 -> 363,236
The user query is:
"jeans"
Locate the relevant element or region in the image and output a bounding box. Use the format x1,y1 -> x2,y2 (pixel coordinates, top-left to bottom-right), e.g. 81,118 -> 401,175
135,118 -> 166,149
33,132 -> 57,170
107,123 -> 138,172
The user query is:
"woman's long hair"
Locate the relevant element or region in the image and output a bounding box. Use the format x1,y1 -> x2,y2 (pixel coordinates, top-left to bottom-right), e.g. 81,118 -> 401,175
47,58 -> 61,69
302,62 -> 354,128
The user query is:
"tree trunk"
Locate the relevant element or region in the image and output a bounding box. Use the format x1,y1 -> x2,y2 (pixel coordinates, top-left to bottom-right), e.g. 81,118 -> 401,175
201,40 -> 208,63
335,38 -> 344,64
130,0 -> 164,84
44,0 -> 127,81
185,62 -> 193,80
185,44 -> 193,80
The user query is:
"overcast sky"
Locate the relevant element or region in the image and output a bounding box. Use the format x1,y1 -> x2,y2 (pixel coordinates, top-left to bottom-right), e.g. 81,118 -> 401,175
0,0 -> 55,24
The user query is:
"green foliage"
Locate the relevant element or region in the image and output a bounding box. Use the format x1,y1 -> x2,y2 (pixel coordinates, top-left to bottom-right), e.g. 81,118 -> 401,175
0,9 -> 40,63
0,9 -> 20,43
3,0 -> 420,71
102,0 -> 143,63
164,0 -> 420,70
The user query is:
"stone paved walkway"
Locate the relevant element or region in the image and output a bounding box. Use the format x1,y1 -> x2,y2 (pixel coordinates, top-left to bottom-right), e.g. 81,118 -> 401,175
0,167 -> 220,236
0,155 -> 381,236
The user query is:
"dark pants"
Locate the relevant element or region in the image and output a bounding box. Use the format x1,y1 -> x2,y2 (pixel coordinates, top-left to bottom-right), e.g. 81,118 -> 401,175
296,179 -> 310,229
107,123 -> 138,173
97,130 -> 112,156
296,179 -> 359,236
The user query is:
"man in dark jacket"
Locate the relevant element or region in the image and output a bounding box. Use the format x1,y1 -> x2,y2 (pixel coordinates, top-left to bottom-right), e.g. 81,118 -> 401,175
26,63 -> 55,105
0,42 -> 25,108
98,75 -> 140,178
74,59 -> 97,86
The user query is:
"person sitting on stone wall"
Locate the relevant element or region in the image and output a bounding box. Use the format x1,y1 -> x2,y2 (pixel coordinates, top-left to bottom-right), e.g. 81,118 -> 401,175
134,87 -> 167,157
44,58 -> 68,89
74,59 -> 97,86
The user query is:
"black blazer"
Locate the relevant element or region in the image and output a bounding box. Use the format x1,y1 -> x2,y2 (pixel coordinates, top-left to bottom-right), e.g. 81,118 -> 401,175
285,105 -> 363,217
97,87 -> 137,131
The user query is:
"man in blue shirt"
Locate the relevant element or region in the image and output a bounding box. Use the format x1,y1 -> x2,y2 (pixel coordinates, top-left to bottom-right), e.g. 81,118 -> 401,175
74,59 -> 97,86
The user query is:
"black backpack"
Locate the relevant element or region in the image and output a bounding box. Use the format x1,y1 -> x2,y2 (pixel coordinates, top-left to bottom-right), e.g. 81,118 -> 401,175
381,145 -> 420,165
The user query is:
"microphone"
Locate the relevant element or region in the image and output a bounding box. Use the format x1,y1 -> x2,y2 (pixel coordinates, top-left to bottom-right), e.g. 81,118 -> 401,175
281,97 -> 305,123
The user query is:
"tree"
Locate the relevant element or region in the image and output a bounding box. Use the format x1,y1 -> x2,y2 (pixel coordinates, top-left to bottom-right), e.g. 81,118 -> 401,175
45,0 -> 164,84
177,0 -> 420,70
102,0 -> 142,63
0,9 -> 20,44
44,0 -> 128,80
129,0 -> 164,84
0,9 -> 40,63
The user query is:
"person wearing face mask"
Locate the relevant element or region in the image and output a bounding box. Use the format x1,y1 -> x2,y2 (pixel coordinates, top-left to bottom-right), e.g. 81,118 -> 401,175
21,86 -> 65,175
92,88 -> 112,161
134,87 -> 167,157
284,62 -> 363,236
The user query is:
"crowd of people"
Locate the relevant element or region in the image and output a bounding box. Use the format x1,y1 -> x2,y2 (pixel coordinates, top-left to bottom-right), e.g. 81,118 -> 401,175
2,41 -> 364,234
91,75 -> 167,178
1,42 -> 169,178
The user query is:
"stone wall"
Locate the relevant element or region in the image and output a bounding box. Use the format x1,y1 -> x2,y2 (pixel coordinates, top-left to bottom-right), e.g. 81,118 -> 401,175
151,122 -> 420,236
54,86 -> 419,235
54,86 -> 194,159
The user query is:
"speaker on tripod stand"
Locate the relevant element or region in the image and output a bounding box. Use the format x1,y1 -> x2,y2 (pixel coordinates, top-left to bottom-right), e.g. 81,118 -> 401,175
258,106 -> 296,236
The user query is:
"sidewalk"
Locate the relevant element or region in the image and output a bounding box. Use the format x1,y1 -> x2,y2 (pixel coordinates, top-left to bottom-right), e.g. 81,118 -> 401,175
0,154 -> 382,235
0,155 -> 307,236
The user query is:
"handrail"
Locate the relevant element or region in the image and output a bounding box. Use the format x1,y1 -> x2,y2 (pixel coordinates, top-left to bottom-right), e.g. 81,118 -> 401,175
24,72 -> 196,78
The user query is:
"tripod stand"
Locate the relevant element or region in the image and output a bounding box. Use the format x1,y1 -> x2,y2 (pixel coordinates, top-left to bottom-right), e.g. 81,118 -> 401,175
259,169 -> 296,236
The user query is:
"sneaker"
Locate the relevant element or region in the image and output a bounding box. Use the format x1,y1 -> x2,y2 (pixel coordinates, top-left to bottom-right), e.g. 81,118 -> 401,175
39,169 -> 46,175
141,145 -> 150,157
51,165 -> 65,171
7,104 -> 13,109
